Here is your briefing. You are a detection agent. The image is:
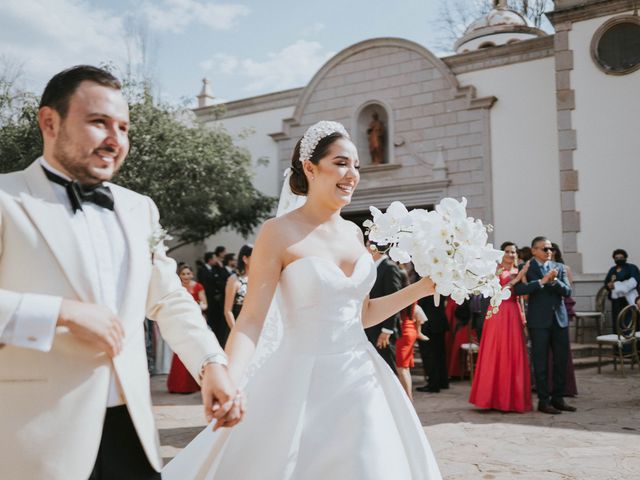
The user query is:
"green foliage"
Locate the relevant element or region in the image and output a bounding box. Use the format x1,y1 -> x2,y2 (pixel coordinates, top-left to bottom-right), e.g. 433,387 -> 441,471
0,84 -> 42,172
119,98 -> 275,249
0,80 -> 276,250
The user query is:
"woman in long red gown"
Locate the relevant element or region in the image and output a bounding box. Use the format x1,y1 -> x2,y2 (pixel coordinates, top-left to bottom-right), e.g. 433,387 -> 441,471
167,264 -> 207,393
469,242 -> 533,413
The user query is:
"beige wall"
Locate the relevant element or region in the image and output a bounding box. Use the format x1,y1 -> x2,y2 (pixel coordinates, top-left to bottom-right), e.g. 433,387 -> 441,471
570,12 -> 640,274
213,106 -> 295,198
458,57 -> 562,249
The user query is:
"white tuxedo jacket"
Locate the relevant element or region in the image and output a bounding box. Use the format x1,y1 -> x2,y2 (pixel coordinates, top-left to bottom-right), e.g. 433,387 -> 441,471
0,160 -> 222,479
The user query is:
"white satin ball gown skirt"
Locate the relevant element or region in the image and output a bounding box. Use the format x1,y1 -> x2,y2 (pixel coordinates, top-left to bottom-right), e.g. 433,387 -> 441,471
163,254 -> 442,479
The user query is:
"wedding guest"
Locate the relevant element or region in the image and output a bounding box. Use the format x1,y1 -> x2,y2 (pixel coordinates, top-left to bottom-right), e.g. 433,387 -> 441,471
403,260 -> 421,284
365,241 -> 402,373
469,242 -> 532,412
416,295 -> 450,393
514,236 -> 575,414
198,249 -> 231,346
0,65 -> 240,479
223,253 -> 237,275
549,243 -> 578,397
215,245 -> 227,261
604,249 -> 640,332
167,265 -> 207,394
395,269 -> 429,400
448,297 -> 476,379
224,244 -> 253,330
469,294 -> 491,342
518,246 -> 532,266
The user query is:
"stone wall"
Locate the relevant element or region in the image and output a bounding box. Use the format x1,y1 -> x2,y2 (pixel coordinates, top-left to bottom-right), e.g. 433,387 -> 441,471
272,38 -> 496,221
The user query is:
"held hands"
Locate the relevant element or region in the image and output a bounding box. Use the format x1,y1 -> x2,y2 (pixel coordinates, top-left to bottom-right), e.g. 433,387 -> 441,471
57,299 -> 124,357
201,363 -> 246,431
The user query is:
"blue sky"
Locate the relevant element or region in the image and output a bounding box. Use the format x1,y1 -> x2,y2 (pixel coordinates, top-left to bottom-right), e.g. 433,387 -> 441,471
1,0 -> 472,105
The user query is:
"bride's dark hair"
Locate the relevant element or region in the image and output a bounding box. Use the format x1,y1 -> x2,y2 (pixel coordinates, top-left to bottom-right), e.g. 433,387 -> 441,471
289,131 -> 348,196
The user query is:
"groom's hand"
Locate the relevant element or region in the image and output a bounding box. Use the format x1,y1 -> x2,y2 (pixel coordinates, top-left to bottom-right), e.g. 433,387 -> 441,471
58,299 -> 124,357
201,363 -> 245,430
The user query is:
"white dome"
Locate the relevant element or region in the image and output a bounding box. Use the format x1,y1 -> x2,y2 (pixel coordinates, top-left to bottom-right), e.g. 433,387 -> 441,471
454,4 -> 546,54
464,7 -> 531,34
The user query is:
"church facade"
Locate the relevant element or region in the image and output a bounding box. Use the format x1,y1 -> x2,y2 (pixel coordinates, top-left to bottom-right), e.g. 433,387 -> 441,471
190,0 -> 640,313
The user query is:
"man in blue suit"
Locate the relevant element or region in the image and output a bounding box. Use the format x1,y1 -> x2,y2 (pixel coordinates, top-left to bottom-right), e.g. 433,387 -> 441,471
514,236 -> 576,414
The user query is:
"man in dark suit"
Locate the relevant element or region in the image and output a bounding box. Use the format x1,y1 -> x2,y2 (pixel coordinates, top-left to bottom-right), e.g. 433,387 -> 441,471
416,296 -> 450,392
198,247 -> 230,346
365,243 -> 403,373
514,236 -> 575,414
469,294 -> 491,342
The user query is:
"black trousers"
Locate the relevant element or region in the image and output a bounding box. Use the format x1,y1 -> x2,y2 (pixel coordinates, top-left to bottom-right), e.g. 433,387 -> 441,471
418,332 -> 449,389
89,406 -> 161,480
529,323 -> 569,405
207,301 -> 229,347
367,338 -> 396,374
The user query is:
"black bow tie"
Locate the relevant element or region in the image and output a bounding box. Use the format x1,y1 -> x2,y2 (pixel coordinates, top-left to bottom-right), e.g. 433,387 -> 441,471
42,167 -> 114,213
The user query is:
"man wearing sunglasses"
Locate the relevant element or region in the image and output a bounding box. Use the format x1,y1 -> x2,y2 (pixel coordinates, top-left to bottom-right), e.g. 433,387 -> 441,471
514,236 -> 575,415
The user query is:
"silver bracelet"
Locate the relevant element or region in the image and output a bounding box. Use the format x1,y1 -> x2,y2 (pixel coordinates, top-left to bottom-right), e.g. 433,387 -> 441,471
199,352 -> 229,378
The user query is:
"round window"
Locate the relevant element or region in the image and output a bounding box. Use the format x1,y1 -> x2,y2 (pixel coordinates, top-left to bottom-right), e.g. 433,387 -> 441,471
591,16 -> 640,75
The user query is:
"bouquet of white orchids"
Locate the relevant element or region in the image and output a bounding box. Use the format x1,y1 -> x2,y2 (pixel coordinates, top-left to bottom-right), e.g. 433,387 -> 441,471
364,198 -> 510,309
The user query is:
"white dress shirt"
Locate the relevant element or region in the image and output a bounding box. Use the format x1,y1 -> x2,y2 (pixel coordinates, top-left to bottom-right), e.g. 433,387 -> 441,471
0,157 -> 129,406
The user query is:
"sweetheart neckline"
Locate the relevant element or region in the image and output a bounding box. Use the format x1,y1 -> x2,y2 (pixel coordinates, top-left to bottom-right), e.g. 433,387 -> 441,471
281,252 -> 371,280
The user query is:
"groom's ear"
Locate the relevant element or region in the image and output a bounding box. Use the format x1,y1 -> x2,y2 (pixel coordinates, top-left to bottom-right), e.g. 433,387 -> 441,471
38,107 -> 60,140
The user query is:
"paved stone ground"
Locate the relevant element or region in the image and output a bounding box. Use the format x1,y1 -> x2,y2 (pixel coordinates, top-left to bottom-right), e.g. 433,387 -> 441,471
153,366 -> 640,479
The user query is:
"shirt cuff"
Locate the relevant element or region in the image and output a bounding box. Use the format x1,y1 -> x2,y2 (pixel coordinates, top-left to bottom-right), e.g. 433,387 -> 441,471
2,294 -> 61,352
381,328 -> 394,335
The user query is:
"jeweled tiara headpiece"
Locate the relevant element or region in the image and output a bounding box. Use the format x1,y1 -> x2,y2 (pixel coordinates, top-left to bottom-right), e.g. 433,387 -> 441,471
299,121 -> 350,163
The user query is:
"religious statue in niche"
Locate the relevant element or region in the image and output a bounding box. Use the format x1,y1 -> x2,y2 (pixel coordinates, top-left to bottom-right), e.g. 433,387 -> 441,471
367,112 -> 386,165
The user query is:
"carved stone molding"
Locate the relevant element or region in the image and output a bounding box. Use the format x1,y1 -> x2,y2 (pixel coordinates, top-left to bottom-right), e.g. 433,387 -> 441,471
344,180 -> 450,213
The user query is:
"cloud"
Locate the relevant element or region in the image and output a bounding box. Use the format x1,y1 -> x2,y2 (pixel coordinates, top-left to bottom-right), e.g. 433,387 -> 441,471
0,0 -> 129,91
141,0 -> 250,34
201,40 -> 334,94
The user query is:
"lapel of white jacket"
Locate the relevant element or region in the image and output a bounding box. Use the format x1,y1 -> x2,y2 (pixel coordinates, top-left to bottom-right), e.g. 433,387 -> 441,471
20,160 -> 99,302
110,184 -> 149,318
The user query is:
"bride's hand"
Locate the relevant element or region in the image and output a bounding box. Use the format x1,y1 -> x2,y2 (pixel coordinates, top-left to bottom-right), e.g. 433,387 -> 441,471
418,277 -> 436,297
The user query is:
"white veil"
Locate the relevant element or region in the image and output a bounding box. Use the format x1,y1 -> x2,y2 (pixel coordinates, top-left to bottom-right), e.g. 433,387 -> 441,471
241,168 -> 306,382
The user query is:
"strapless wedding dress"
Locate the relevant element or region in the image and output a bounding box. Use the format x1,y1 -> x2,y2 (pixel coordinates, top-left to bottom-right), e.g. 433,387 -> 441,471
163,253 -> 442,479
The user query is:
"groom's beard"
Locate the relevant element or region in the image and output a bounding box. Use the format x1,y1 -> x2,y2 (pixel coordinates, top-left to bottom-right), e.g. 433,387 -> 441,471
53,126 -> 124,185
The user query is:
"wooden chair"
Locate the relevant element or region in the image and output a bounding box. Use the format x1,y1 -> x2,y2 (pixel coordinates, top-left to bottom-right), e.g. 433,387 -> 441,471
596,304 -> 640,376
574,286 -> 607,343
460,329 -> 480,384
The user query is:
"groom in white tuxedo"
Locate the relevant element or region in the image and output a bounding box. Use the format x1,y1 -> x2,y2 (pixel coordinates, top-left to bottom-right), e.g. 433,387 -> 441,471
0,66 -> 242,479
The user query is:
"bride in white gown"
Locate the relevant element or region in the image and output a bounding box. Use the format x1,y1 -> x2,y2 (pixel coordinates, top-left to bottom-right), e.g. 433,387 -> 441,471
163,121 -> 442,479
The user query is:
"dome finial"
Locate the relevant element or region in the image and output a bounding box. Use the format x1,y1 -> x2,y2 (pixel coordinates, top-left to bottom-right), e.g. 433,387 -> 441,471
197,77 -> 214,108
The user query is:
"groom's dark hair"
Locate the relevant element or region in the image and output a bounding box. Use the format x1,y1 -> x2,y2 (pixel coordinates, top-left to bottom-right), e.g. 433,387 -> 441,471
40,65 -> 122,119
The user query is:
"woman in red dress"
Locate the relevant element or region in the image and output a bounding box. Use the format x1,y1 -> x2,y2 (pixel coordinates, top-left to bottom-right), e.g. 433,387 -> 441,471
167,264 -> 207,393
395,268 -> 429,400
469,242 -> 533,413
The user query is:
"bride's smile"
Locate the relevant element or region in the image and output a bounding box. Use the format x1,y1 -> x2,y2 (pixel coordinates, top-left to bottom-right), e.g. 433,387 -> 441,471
304,137 -> 360,207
